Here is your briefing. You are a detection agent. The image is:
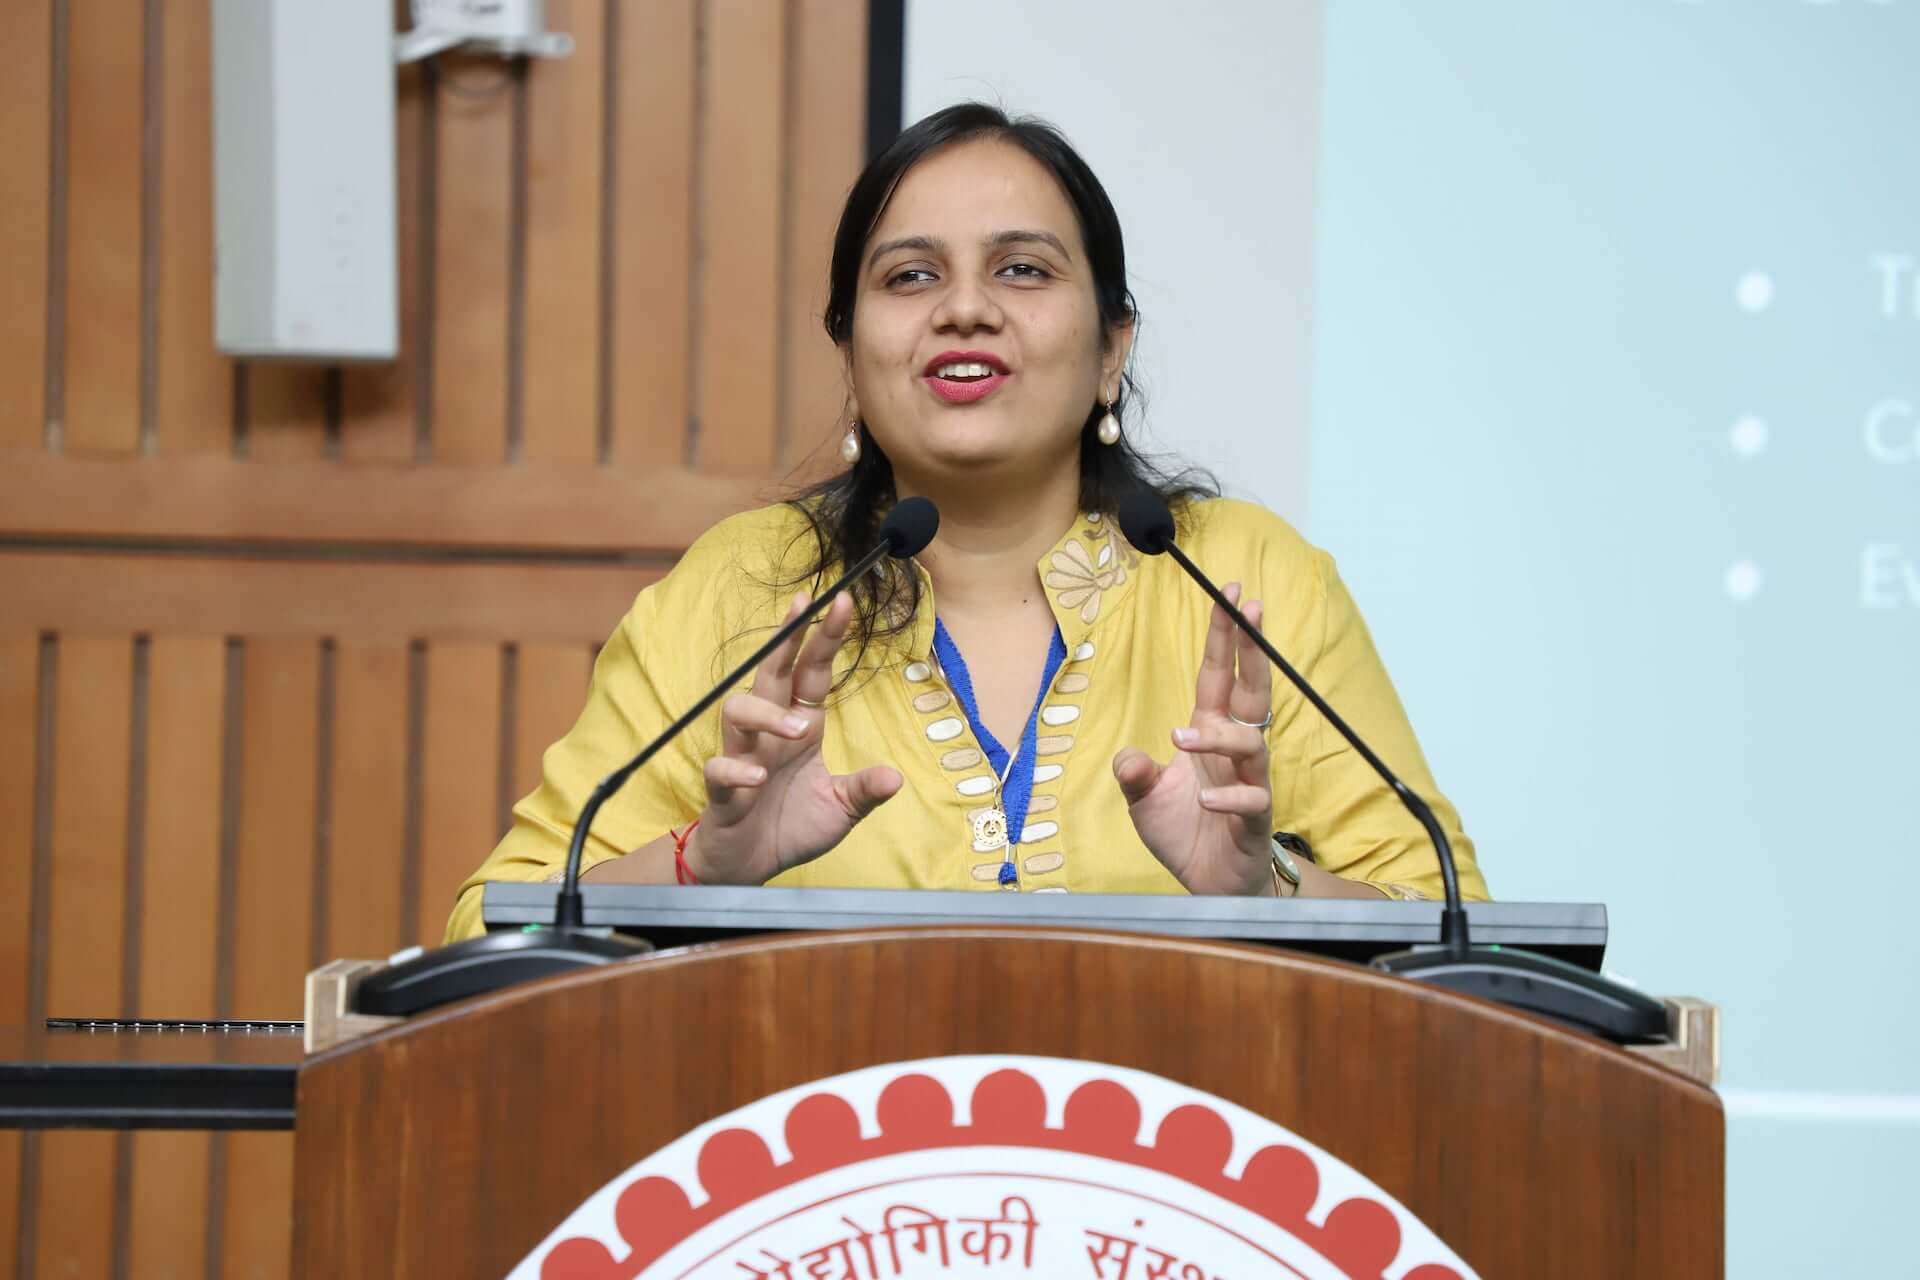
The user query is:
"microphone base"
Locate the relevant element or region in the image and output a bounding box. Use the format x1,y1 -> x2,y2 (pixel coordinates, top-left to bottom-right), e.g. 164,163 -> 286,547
1371,943 -> 1668,1044
351,928 -> 651,1018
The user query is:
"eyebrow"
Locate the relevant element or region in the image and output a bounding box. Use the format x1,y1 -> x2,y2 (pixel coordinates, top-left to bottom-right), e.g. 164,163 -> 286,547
866,228 -> 1073,269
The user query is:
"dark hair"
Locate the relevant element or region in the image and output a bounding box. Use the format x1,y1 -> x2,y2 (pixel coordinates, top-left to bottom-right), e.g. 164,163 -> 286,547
783,102 -> 1215,683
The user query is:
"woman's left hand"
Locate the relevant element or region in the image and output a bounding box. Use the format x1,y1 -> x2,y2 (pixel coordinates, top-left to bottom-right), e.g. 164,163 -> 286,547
1112,583 -> 1278,897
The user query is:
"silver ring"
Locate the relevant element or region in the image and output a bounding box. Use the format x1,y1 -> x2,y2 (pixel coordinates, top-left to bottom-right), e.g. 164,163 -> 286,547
1227,707 -> 1273,731
791,694 -> 826,709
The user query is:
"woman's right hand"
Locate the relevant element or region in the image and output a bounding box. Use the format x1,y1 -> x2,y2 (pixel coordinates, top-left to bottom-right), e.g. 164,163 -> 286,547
681,591 -> 903,885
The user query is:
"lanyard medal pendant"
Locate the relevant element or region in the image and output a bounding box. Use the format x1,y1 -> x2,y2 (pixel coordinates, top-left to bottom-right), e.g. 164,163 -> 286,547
934,619 -> 1065,893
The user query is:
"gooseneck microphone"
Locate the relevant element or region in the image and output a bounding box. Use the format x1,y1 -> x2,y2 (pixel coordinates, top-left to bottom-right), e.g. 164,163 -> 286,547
1117,490 -> 1665,1042
1117,492 -> 1469,947
354,497 -> 940,1017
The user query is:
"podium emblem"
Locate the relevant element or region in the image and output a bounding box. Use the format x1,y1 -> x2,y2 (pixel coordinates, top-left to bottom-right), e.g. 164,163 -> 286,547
515,1056 -> 1475,1280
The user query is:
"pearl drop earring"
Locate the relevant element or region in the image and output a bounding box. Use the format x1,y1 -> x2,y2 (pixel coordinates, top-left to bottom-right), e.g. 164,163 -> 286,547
840,418 -> 862,464
1097,396 -> 1120,446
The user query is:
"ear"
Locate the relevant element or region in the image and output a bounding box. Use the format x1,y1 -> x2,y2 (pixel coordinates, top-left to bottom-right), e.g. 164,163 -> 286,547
1099,316 -> 1136,402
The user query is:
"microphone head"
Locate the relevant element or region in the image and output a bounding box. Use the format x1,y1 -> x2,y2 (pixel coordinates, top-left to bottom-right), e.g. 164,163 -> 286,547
1117,488 -> 1176,555
878,496 -> 940,558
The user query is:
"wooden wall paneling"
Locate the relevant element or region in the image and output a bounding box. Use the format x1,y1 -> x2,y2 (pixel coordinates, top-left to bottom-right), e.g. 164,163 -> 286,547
0,1111 -> 14,1268
220,638 -> 321,1280
607,0 -> 697,469
519,0 -> 605,466
341,58 -> 427,464
154,0 -> 232,456
230,637 -> 320,1019
220,1132 -> 295,1280
325,641 -> 411,962
509,643 -> 594,816
125,635 -> 226,1277
0,454 -> 763,554
417,643 -> 504,944
0,554 -> 663,650
25,1148 -> 124,1271
35,634 -> 134,1278
779,0 -> 867,474
431,57 -> 516,465
0,2 -> 876,1269
294,635 -> 407,1280
246,364 -> 333,463
0,1 -> 53,449
62,2 -> 147,455
0,632 -> 40,1271
695,0 -> 788,472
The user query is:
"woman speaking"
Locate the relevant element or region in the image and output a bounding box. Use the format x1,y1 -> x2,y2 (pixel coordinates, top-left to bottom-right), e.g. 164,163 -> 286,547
446,103 -> 1487,941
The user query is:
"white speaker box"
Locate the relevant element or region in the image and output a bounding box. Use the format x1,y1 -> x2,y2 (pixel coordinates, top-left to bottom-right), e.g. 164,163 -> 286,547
212,0 -> 397,360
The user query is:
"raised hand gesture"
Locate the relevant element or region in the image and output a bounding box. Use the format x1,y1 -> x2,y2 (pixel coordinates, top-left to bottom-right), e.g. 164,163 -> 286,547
1112,583 -> 1278,897
682,592 -> 902,885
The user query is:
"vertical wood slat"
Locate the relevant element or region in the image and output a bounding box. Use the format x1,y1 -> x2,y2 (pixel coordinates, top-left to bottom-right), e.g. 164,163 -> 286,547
519,0 -> 605,466
221,1133 -> 295,1280
325,641 -> 410,961
218,640 -> 321,1280
229,639 -> 320,1019
511,644 -> 595,807
225,640 -> 402,1276
125,636 -> 225,1277
418,643 -> 503,945
28,1134 -> 120,1276
340,58 -> 427,463
246,364 -> 332,462
431,57 -> 516,465
154,0 -> 232,456
608,0 -> 697,469
0,633 -> 41,1272
0,1 -> 53,449
36,635 -> 134,1279
62,3 -> 147,454
781,0 -> 868,471
696,0 -> 788,472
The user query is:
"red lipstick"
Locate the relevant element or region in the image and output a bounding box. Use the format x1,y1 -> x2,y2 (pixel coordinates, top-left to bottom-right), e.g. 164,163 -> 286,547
922,350 -> 1011,405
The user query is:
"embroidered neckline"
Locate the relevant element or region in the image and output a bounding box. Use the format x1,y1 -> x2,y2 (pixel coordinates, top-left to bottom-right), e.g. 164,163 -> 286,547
896,513 -> 1141,662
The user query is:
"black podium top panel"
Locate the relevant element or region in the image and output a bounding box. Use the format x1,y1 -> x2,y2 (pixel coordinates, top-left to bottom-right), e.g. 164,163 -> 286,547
481,884 -> 1608,970
0,1025 -> 304,1131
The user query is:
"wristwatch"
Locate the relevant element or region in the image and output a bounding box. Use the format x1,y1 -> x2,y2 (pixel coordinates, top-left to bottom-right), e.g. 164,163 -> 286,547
1269,833 -> 1302,896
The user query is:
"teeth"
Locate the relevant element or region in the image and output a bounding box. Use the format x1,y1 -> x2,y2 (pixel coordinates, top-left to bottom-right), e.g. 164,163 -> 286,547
934,362 -> 997,379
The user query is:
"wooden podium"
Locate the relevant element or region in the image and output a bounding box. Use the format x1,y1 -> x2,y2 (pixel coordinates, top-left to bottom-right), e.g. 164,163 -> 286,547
293,928 -> 1722,1277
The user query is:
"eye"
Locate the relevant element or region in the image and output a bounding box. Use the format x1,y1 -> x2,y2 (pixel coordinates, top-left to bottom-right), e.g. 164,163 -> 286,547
999,262 -> 1051,281
885,267 -> 936,287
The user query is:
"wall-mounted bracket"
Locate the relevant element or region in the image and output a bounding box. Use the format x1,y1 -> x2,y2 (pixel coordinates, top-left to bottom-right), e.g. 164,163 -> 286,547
395,0 -> 573,64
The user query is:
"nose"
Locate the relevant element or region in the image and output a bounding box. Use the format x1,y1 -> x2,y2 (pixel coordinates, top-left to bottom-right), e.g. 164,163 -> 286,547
930,270 -> 1004,336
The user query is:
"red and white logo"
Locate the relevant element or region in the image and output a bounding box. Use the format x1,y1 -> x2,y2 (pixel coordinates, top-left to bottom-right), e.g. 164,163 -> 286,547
515,1056 -> 1474,1280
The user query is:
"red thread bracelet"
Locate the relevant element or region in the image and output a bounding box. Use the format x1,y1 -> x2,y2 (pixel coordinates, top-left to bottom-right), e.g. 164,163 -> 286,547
672,820 -> 702,885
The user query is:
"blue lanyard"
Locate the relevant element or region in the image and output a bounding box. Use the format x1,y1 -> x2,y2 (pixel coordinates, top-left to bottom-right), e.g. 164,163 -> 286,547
932,619 -> 1068,881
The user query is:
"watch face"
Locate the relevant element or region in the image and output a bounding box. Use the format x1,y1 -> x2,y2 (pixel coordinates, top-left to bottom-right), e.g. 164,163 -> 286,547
1273,831 -> 1316,862
1268,837 -> 1301,884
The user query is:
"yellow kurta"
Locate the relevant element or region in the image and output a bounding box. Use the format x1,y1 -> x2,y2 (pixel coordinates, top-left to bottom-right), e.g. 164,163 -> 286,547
447,497 -> 1487,941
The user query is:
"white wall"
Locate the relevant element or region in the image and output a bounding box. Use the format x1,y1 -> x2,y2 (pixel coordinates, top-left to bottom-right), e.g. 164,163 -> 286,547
906,4 -> 1920,1277
904,0 -> 1324,522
